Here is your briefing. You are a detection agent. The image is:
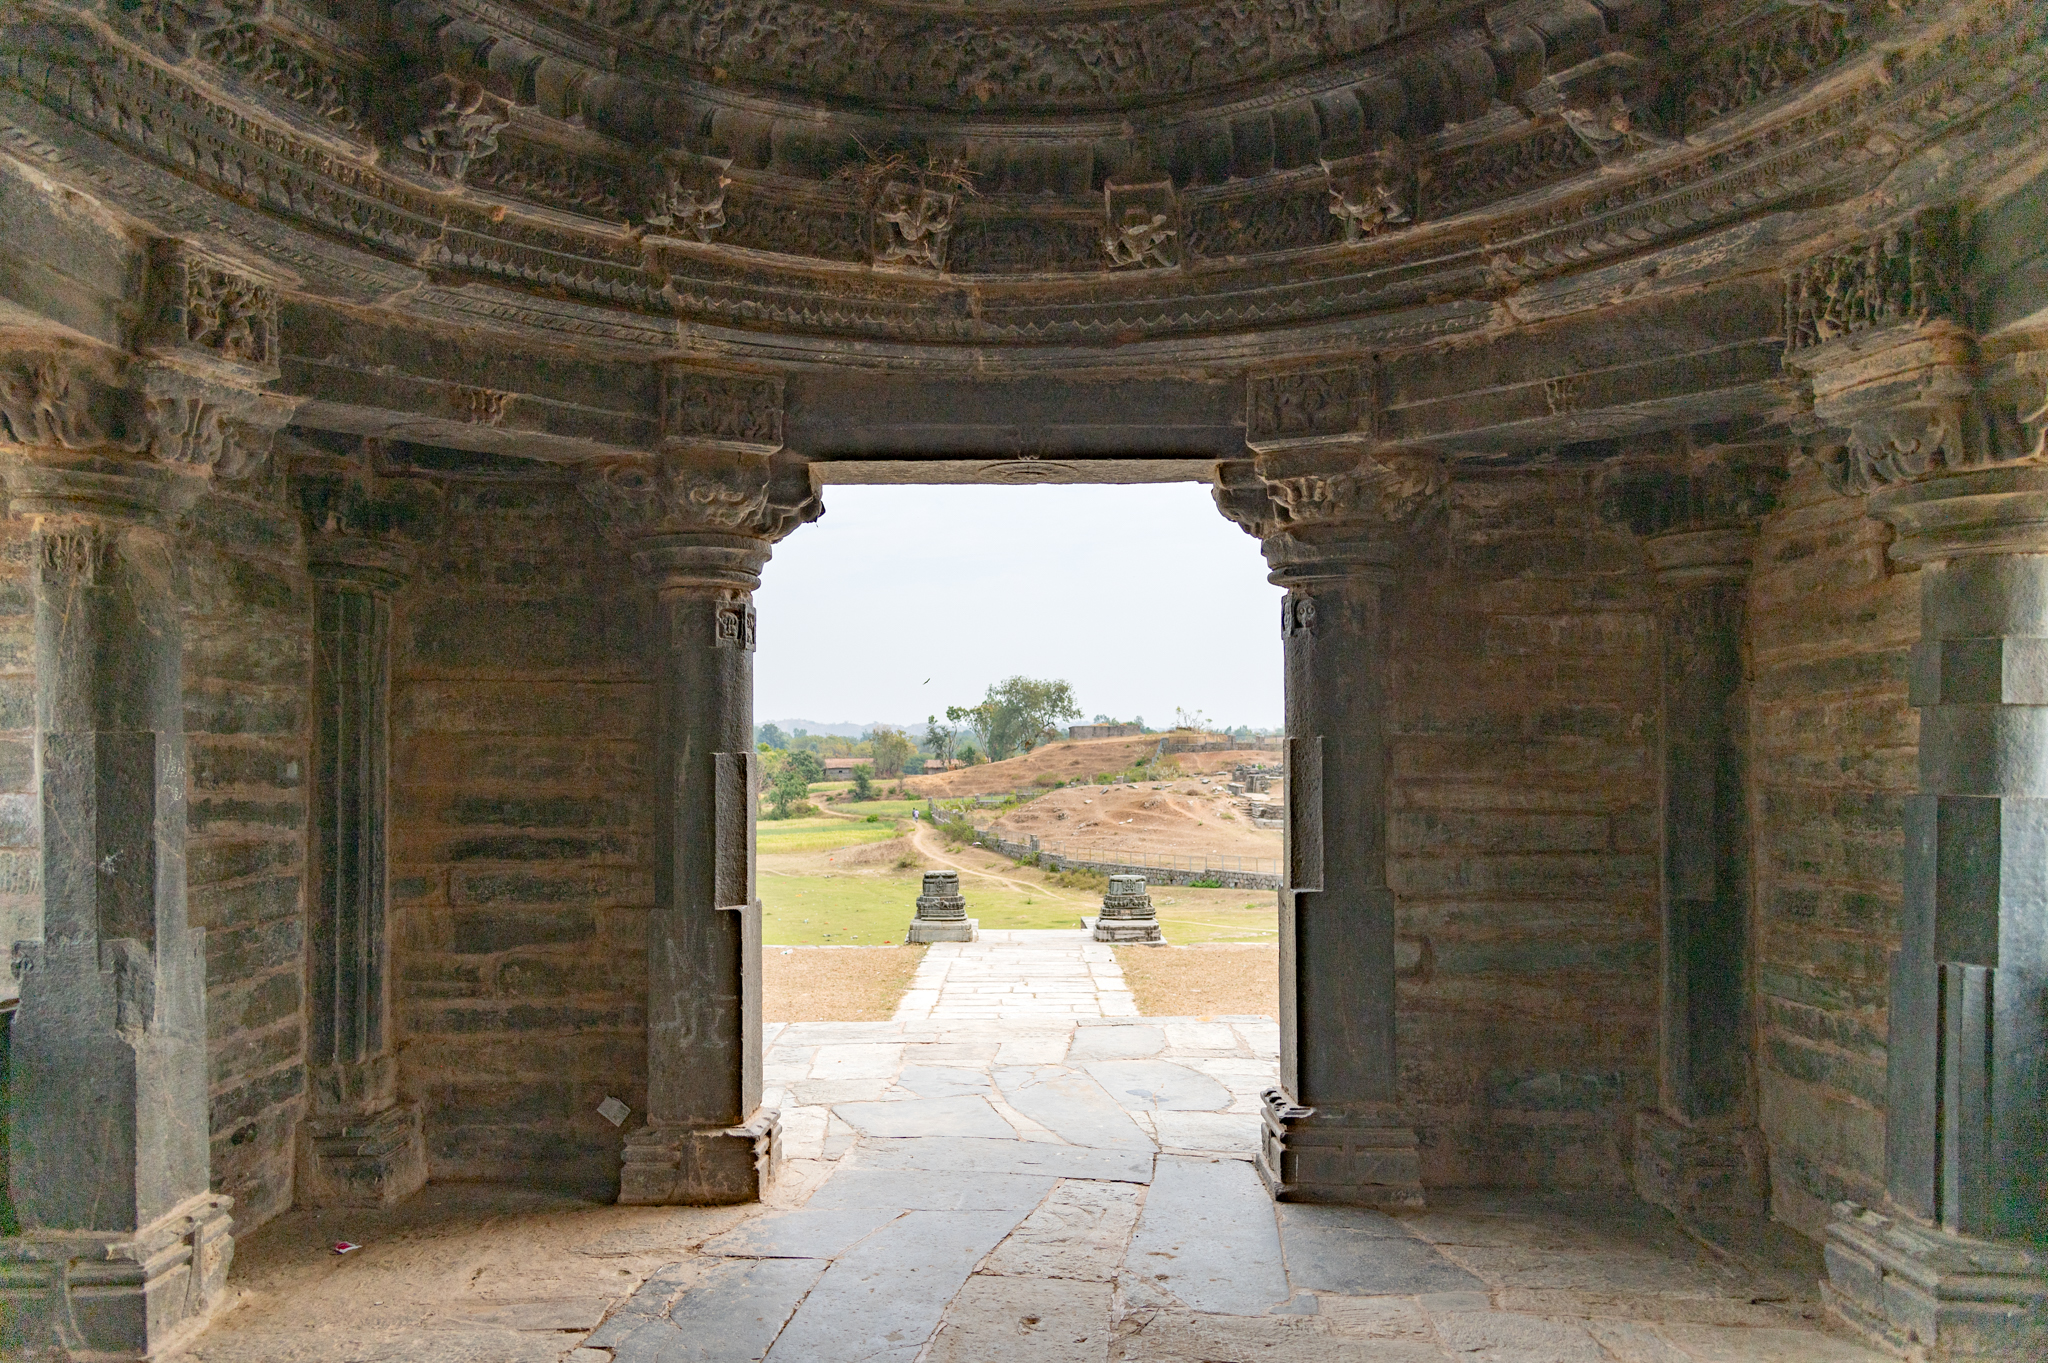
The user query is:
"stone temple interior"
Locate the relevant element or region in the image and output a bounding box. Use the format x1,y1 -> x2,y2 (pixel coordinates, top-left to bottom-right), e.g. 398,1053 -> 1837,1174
0,0 -> 2046,1358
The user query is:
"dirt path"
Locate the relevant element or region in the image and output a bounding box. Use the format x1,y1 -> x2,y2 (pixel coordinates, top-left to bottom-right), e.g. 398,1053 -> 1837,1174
908,821 -> 1091,908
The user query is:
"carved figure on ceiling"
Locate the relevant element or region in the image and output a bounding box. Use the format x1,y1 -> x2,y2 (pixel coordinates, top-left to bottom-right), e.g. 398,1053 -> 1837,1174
874,182 -> 956,271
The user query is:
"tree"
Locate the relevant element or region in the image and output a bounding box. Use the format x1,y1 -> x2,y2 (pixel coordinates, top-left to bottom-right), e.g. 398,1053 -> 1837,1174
851,765 -> 873,800
788,750 -> 825,784
756,723 -> 788,750
769,765 -> 808,818
925,714 -> 958,767
871,725 -> 915,776
953,677 -> 1082,759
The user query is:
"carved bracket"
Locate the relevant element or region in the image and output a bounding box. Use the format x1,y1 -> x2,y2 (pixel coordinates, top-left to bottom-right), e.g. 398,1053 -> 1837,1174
0,348 -> 291,479
580,447 -> 820,544
1102,180 -> 1179,270
1523,51 -> 1667,163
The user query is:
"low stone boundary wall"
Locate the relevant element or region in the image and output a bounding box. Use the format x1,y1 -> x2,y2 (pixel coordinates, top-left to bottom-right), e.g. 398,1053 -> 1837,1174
971,828 -> 1283,891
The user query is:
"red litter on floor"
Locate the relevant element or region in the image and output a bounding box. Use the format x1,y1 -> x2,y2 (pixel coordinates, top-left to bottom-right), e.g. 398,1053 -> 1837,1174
332,1242 -> 360,1255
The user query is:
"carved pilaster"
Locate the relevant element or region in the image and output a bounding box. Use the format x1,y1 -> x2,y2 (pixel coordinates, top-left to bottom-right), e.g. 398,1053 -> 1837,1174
288,450 -> 428,1209
579,422 -> 816,1204
1216,444 -> 1442,1208
1601,449 -> 1787,1221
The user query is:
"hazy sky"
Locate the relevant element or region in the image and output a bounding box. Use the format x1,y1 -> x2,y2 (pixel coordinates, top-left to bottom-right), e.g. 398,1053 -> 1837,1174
755,483 -> 1283,731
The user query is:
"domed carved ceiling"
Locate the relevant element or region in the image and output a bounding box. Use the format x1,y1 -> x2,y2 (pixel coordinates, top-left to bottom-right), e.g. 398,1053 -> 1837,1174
0,0 -> 2042,360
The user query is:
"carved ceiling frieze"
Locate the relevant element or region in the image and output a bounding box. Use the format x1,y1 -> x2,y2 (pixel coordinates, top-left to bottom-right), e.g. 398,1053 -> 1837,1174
2,0 -> 2040,353
560,0 -> 1454,112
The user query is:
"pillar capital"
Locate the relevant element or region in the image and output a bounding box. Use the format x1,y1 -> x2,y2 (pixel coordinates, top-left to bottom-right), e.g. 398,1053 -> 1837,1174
579,447 -> 821,591
1,342 -> 296,526
1213,446 -> 1443,585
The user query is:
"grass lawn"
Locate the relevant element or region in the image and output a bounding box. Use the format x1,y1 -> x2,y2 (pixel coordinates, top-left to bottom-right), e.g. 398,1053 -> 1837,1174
822,798 -> 928,820
761,868 -> 1086,944
755,816 -> 906,855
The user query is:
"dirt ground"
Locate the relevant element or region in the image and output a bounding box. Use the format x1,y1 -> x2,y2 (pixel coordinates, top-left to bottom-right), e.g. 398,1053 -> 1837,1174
1114,944 -> 1280,1018
988,777 -> 1282,860
904,734 -> 1276,797
763,945 -> 927,1021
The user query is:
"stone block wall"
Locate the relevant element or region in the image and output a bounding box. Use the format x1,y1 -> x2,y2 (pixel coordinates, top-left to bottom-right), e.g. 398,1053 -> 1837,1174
389,478 -> 655,1199
182,482 -> 314,1232
1388,471 -> 1661,1189
1747,463 -> 1915,1236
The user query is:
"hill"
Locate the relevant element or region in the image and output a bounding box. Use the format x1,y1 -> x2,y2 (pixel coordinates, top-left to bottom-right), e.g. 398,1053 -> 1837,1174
904,733 -> 1272,797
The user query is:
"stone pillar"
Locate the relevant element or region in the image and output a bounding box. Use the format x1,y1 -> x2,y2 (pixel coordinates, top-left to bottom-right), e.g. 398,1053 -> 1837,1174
1216,445 -> 1441,1207
294,462 -> 427,1208
1781,220 -> 2048,1358
908,870 -> 976,943
0,330 -> 288,1356
581,403 -> 818,1204
1603,454 -> 1782,1219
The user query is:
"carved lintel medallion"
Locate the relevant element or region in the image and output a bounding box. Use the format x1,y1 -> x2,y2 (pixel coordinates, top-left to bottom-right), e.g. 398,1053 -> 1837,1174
399,74 -> 511,182
1525,52 -> 1668,163
1102,180 -> 1179,270
873,181 -> 956,272
1246,366 -> 1366,451
661,366 -> 784,454
1322,143 -> 1410,245
143,241 -> 281,381
648,151 -> 733,243
1783,210 -> 1965,358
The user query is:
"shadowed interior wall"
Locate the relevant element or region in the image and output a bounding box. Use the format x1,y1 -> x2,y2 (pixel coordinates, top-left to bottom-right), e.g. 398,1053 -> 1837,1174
389,476 -> 655,1197
1748,462 -> 1917,1236
1389,471 -> 1661,1188
183,481 -> 313,1233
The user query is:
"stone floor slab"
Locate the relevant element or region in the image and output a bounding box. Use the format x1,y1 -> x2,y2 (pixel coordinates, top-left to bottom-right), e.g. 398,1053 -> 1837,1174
1431,1311 -> 1615,1363
848,1136 -> 1154,1183
981,1180 -> 1144,1282
831,1094 -> 1018,1140
1083,1059 -> 1233,1112
611,1256 -> 825,1363
926,1274 -> 1114,1363
1278,1204 -> 1488,1295
700,1207 -> 903,1259
993,1066 -> 1155,1150
762,1210 -> 1026,1363
1126,1155 -> 1290,1316
1150,1109 -> 1262,1154
806,1168 -> 1059,1212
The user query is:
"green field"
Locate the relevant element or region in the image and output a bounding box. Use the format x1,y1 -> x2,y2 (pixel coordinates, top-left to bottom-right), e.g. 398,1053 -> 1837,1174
755,816 -> 906,855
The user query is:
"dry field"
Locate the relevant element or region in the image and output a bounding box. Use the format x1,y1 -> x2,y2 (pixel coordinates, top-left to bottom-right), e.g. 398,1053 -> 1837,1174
763,945 -> 927,1021
903,734 -> 1275,797
1114,944 -> 1280,1017
988,777 -> 1281,860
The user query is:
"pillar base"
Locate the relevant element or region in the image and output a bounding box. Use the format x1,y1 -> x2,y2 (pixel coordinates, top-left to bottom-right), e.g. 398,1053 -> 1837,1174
1086,915 -> 1164,944
906,916 -> 977,943
300,1101 -> 428,1209
618,1110 -> 780,1205
1254,1089 -> 1424,1208
1823,1202 -> 2048,1361
1631,1111 -> 1767,1218
0,1192 -> 233,1361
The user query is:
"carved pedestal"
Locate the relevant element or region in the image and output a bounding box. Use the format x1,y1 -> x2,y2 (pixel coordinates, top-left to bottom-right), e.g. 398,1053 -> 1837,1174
906,870 -> 976,944
0,460 -> 231,1359
298,523 -> 425,1209
1090,874 -> 1163,944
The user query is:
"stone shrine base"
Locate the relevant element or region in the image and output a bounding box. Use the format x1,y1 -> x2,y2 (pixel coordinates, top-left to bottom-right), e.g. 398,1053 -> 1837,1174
1085,915 -> 1165,944
905,916 -> 978,943
188,1017 -> 1886,1363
